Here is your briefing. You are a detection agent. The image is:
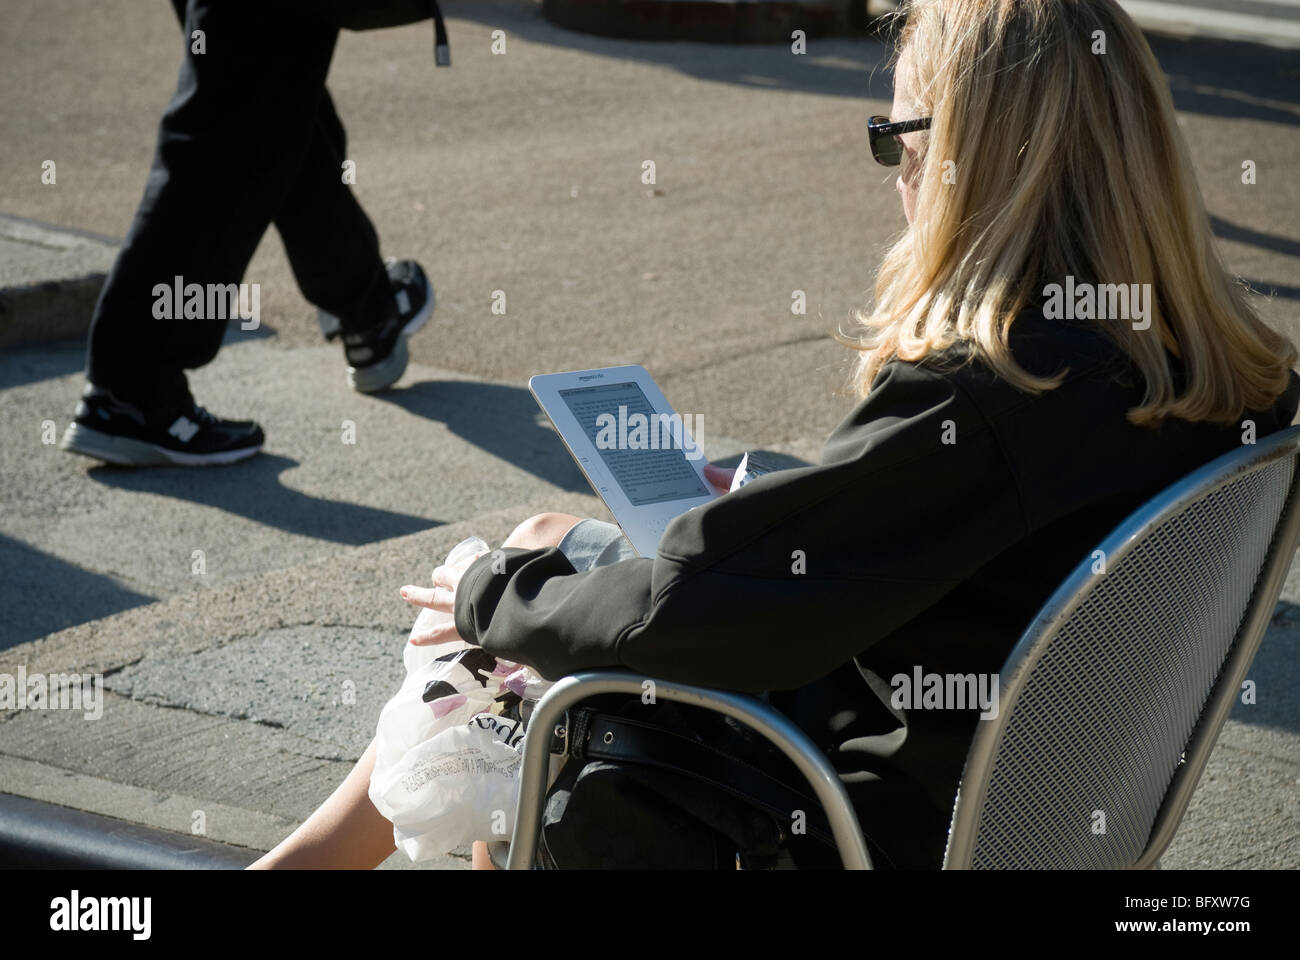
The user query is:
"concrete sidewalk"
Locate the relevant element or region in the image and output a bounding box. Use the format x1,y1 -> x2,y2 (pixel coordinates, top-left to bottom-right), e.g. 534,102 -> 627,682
2,0 -> 1298,868
1119,0 -> 1300,50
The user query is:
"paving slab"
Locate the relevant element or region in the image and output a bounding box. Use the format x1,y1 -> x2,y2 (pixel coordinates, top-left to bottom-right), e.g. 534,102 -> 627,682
104,625 -> 406,759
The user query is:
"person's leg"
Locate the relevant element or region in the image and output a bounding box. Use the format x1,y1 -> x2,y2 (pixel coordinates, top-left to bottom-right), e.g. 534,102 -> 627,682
64,0 -> 349,465
273,84 -> 433,394
500,512 -> 585,551
254,513 -> 582,870
274,89 -> 397,334
248,740 -> 395,870
85,0 -> 339,410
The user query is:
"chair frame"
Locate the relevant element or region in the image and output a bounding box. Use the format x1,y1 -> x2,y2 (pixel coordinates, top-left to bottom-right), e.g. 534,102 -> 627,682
507,674 -> 875,869
507,425 -> 1300,870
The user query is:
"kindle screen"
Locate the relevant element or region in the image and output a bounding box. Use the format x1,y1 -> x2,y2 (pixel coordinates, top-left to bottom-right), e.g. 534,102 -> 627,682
559,381 -> 710,506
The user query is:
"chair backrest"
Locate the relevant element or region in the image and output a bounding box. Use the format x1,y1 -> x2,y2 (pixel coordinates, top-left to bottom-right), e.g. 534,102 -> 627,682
943,425 -> 1300,869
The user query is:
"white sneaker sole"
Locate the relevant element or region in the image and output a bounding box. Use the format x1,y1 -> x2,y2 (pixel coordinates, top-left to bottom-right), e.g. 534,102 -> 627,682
61,422 -> 263,467
348,277 -> 435,394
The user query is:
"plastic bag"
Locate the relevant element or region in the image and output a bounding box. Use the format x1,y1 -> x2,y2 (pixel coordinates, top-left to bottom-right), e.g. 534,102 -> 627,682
375,713 -> 530,861
368,536 -> 558,861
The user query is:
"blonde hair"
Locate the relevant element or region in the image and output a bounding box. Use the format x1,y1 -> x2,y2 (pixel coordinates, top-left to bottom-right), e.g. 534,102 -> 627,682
845,0 -> 1295,426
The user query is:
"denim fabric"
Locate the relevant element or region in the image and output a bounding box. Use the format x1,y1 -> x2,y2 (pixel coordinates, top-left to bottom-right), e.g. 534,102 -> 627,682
555,519 -> 637,571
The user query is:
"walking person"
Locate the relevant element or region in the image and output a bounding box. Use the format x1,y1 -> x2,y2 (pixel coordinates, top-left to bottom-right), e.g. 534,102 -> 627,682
62,0 -> 433,467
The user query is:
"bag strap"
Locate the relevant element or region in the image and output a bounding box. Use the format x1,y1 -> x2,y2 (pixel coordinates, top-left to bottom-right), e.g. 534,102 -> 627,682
428,0 -> 450,66
561,708 -> 837,848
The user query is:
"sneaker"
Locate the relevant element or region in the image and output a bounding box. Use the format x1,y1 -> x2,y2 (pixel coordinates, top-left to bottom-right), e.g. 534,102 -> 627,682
61,384 -> 264,467
338,259 -> 434,393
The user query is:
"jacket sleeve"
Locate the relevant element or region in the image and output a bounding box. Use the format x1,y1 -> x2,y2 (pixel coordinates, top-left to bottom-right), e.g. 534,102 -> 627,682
454,361 -> 1029,693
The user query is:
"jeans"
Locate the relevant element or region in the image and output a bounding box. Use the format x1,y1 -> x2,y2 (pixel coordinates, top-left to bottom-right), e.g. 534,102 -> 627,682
86,0 -> 396,411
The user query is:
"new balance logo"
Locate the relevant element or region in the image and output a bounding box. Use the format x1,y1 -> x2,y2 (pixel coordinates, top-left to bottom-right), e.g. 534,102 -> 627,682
395,290 -> 411,315
168,416 -> 200,443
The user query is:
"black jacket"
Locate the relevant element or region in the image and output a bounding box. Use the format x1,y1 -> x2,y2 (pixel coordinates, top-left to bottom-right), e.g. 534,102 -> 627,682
455,310 -> 1299,868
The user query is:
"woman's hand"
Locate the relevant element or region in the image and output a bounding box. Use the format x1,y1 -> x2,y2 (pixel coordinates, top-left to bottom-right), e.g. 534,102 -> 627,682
395,512 -> 580,648
400,562 -> 470,646
703,463 -> 737,495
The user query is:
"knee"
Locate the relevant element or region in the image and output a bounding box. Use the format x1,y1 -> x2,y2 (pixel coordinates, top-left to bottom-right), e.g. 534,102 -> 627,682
503,512 -> 582,550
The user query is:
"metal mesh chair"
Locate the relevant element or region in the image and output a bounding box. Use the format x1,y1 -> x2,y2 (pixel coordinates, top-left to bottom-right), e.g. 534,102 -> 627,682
507,425 -> 1300,869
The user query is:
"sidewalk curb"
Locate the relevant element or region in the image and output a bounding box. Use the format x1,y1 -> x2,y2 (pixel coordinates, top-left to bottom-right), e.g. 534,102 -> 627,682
1120,0 -> 1300,52
0,791 -> 258,870
540,0 -> 861,43
0,214 -> 118,350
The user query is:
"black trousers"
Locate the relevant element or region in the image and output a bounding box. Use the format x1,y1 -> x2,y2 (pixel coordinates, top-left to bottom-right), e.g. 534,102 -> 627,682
86,0 -> 396,411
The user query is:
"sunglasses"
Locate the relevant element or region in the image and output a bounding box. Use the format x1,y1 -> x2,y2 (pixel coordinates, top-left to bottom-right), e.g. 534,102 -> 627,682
868,115 -> 932,166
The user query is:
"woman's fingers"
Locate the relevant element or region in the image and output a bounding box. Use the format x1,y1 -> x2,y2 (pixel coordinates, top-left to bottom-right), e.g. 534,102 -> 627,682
400,550 -> 488,646
400,558 -> 475,645
400,584 -> 454,611
407,617 -> 463,647
400,547 -> 492,646
703,463 -> 737,494
431,564 -> 463,591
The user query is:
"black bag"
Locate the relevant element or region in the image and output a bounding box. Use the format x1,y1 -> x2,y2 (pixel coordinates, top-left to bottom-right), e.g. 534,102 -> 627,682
293,0 -> 450,65
534,696 -> 843,869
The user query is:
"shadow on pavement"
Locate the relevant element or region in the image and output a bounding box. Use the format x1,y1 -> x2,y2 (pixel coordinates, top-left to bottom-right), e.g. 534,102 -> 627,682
1152,34 -> 1300,128
0,322 -> 278,391
0,533 -> 155,649
379,379 -> 591,493
446,0 -> 896,100
0,339 -> 86,391
1239,278 -> 1300,303
1209,217 -> 1300,303
1212,217 -> 1300,261
85,453 -> 441,545
1230,600 -> 1300,735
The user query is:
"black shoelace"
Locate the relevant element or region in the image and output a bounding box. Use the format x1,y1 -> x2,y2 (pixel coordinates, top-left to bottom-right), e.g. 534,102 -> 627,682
187,404 -> 220,427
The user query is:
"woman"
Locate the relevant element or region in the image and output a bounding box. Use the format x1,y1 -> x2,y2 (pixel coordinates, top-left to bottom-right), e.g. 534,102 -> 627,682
251,0 -> 1297,870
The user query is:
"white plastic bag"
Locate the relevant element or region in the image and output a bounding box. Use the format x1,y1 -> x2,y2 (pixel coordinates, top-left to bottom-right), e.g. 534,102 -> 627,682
376,713 -> 529,861
368,536 -> 558,861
